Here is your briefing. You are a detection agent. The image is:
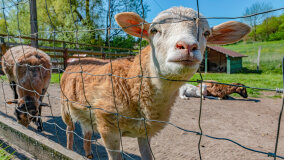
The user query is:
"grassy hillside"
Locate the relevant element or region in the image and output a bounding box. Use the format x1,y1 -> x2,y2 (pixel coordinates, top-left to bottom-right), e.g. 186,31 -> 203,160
223,40 -> 284,74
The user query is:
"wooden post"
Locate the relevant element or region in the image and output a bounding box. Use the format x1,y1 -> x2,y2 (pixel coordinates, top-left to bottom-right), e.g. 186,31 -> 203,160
257,46 -> 261,72
0,38 -> 7,55
63,42 -> 68,69
0,38 -> 6,74
204,48 -> 208,73
101,47 -> 105,59
226,55 -> 231,74
29,0 -> 38,48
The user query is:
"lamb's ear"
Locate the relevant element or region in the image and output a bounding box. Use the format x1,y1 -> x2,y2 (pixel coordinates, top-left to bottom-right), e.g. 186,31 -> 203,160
115,12 -> 150,40
207,21 -> 251,45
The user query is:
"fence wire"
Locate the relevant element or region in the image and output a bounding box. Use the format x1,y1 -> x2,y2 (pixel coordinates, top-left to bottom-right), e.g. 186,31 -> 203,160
0,0 -> 283,160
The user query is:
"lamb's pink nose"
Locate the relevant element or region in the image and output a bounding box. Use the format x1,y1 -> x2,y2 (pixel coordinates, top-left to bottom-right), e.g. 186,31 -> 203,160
175,41 -> 198,53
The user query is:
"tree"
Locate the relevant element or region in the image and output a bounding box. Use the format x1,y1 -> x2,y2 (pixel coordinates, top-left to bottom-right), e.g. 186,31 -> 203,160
243,2 -> 273,41
0,0 -> 149,49
104,0 -> 149,46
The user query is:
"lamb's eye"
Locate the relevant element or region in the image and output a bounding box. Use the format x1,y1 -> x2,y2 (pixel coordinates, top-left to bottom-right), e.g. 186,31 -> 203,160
150,28 -> 158,34
203,31 -> 210,37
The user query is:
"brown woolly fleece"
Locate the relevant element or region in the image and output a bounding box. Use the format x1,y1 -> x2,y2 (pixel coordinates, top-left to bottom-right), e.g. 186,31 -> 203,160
60,46 -> 176,138
2,45 -> 51,127
2,45 -> 51,99
205,81 -> 247,99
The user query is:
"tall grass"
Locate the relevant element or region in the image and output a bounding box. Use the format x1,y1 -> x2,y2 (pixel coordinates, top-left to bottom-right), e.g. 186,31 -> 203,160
224,40 -> 284,74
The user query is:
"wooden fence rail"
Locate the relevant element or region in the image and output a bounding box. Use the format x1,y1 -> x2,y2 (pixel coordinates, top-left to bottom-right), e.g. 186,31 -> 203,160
0,34 -> 137,72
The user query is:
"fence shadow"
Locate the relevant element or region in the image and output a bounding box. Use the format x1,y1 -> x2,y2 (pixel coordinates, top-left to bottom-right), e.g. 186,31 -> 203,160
39,116 -> 141,160
0,111 -> 141,160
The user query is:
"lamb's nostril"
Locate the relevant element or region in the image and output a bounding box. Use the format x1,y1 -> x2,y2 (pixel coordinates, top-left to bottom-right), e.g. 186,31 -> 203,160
176,41 -> 198,52
191,44 -> 198,51
176,43 -> 186,50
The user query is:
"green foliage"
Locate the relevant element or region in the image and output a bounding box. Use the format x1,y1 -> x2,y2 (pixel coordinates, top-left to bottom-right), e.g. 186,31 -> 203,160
110,35 -> 136,49
246,13 -> 284,41
0,0 -> 150,49
269,31 -> 284,41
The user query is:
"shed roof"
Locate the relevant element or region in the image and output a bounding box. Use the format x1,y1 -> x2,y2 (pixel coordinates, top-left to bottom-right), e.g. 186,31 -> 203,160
207,45 -> 247,58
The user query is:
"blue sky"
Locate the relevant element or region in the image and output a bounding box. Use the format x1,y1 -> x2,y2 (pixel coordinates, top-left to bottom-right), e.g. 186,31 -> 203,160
144,0 -> 284,26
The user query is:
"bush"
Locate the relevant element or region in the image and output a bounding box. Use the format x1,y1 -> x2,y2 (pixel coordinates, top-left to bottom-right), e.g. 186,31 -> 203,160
269,31 -> 284,41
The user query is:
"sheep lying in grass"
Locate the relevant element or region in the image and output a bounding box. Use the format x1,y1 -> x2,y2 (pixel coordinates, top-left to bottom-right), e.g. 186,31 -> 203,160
179,83 -> 207,100
205,81 -> 248,99
2,45 -> 51,131
60,7 -> 250,159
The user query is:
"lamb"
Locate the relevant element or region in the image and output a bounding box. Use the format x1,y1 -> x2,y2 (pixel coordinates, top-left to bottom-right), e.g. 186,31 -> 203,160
204,81 -> 248,99
60,7 -> 250,159
179,83 -> 207,100
2,45 -> 51,131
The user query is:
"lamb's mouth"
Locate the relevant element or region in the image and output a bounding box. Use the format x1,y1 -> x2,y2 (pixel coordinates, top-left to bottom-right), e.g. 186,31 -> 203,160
168,58 -> 200,65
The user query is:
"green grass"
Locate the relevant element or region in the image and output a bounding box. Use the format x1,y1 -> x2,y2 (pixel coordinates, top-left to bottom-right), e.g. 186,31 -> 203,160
50,73 -> 62,84
0,144 -> 14,160
189,73 -> 282,98
224,40 -> 284,74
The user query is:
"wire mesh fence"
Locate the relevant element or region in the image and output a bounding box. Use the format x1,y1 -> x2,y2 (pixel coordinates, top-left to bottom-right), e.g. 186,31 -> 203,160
0,0 -> 283,159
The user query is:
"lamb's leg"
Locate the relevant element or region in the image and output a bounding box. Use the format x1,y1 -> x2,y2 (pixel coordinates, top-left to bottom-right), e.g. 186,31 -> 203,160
66,123 -> 75,150
10,81 -> 18,99
223,95 -> 229,99
181,96 -> 190,100
39,88 -> 46,102
100,131 -> 122,160
83,131 -> 93,159
179,88 -> 189,100
36,105 -> 43,132
36,88 -> 46,132
138,137 -> 153,160
62,104 -> 75,150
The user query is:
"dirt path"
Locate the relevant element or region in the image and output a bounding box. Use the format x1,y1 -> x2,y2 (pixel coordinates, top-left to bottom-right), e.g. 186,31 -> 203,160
0,82 -> 283,160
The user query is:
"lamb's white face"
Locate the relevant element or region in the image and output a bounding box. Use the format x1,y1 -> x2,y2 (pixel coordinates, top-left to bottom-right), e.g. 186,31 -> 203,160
149,7 -> 210,78
115,6 -> 250,80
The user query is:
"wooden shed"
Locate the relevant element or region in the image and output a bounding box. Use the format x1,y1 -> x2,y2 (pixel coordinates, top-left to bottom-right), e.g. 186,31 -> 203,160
201,45 -> 247,74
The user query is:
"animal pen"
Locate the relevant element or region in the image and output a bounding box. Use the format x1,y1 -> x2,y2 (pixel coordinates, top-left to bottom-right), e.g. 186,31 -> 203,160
0,0 -> 284,160
202,45 -> 247,74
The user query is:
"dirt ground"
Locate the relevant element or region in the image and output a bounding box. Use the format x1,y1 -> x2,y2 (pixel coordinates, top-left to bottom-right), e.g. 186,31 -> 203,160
0,82 -> 283,160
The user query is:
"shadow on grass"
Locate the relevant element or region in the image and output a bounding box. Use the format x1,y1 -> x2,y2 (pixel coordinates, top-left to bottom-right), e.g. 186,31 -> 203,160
237,67 -> 262,74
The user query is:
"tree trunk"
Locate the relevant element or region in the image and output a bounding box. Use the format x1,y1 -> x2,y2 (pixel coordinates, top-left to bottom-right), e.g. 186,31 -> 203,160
86,0 -> 90,25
